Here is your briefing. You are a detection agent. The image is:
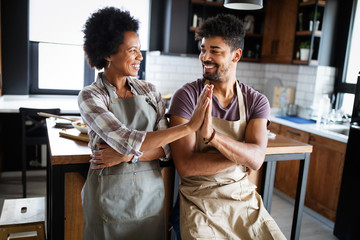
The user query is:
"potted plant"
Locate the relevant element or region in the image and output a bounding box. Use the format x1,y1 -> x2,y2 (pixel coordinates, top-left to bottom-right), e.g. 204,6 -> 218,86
309,11 -> 321,31
299,41 -> 310,61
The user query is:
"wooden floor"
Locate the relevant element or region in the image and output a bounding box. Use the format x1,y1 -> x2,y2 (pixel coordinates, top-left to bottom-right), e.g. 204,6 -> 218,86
0,170 -> 338,240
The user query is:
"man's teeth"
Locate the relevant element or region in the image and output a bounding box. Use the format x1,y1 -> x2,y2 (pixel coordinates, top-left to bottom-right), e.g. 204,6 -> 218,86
204,65 -> 215,69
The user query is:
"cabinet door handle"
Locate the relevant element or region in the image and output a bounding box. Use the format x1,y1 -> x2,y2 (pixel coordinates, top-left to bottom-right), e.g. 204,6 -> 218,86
287,130 -> 301,136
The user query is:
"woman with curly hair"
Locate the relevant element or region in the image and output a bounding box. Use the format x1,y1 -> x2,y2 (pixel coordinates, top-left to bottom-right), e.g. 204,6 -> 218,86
79,7 -> 212,239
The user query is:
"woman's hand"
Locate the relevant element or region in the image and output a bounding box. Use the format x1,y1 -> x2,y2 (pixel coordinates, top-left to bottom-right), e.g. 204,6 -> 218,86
90,143 -> 133,169
187,84 -> 213,131
199,92 -> 213,140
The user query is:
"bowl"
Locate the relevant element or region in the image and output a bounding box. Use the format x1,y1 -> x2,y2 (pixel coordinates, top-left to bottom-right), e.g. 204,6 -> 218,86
72,121 -> 89,134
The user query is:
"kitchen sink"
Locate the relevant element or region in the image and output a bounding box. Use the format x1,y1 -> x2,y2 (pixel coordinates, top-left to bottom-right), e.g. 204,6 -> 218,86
322,124 -> 350,136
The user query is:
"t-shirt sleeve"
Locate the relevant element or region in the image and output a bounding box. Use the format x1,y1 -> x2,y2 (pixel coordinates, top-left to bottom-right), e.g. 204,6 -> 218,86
245,85 -> 270,122
168,82 -> 198,120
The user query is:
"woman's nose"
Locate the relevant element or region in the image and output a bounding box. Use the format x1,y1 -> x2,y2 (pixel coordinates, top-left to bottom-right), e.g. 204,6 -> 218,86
137,51 -> 143,61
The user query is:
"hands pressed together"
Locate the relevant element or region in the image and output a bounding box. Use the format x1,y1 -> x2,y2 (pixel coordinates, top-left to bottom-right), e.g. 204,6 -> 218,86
91,84 -> 215,169
188,84 -> 215,141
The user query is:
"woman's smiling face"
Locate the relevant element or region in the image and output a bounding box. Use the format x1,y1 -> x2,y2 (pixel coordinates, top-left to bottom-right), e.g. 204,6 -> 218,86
109,31 -> 143,77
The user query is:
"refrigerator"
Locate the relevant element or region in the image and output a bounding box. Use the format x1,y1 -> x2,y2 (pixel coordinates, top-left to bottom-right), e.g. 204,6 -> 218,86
334,72 -> 360,239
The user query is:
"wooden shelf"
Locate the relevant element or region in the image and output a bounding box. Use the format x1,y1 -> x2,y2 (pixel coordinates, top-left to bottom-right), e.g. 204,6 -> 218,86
292,59 -> 318,65
191,0 -> 223,7
296,30 -> 322,36
241,57 -> 261,62
299,0 -> 326,7
245,33 -> 263,38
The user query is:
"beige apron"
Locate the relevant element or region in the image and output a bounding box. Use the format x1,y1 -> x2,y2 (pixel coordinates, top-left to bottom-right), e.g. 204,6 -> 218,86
179,80 -> 285,240
82,77 -> 165,240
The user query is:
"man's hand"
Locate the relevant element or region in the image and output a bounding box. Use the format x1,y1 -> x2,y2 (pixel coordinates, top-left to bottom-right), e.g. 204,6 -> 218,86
199,90 -> 213,141
187,84 -> 213,132
90,143 -> 132,169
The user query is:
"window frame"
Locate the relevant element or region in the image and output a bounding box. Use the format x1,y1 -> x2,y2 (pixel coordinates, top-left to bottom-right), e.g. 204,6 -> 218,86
334,0 -> 358,94
29,41 -> 94,95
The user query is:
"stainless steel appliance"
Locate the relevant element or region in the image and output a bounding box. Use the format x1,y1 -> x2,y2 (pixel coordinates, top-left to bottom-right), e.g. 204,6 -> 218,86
334,72 -> 360,239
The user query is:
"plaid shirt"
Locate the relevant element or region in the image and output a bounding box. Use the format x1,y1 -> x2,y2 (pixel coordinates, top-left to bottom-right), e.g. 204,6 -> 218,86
78,73 -> 170,161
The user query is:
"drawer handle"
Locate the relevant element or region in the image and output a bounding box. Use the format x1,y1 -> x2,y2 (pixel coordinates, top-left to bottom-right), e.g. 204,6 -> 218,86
287,130 -> 301,136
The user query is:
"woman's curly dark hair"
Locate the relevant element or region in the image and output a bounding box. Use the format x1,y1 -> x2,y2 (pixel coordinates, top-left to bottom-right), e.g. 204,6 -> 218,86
83,7 -> 139,70
195,14 -> 245,51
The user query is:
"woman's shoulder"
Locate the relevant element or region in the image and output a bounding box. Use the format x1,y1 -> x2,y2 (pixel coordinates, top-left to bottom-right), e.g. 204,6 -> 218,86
129,77 -> 157,94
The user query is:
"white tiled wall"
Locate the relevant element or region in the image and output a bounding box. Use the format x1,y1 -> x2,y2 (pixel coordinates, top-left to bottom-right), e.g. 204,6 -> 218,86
145,52 -> 336,117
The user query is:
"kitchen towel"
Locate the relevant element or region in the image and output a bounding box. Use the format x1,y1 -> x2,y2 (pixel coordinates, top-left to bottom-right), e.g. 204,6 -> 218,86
276,116 -> 316,124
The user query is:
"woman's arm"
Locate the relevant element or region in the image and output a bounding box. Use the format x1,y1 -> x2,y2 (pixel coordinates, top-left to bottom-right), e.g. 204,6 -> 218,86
88,85 -> 213,168
90,143 -> 164,169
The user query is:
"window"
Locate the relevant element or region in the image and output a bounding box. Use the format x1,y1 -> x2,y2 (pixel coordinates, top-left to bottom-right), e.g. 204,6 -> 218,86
344,0 -> 360,85
29,0 -> 150,94
335,0 -> 359,116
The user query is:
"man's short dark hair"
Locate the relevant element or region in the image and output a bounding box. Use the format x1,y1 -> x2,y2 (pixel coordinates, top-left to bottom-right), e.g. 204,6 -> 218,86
195,14 -> 245,51
83,7 -> 139,70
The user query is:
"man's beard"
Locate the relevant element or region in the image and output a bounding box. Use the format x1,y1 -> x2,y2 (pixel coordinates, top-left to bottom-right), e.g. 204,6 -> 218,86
202,61 -> 229,82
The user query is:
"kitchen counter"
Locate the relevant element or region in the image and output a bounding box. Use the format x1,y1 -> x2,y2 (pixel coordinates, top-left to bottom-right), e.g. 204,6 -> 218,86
0,95 -> 79,113
270,115 -> 349,143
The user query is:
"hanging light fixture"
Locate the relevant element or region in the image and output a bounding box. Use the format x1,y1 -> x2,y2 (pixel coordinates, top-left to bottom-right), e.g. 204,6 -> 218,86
224,0 -> 263,10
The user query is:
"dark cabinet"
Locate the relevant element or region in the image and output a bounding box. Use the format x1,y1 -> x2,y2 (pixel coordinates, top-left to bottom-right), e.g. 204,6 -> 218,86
163,0 -> 265,62
292,0 -> 338,66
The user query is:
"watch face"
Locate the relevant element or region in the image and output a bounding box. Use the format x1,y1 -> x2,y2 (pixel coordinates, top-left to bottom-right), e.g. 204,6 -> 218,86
132,156 -> 139,163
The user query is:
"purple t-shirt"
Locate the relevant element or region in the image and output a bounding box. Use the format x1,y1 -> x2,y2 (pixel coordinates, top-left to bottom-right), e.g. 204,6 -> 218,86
168,78 -> 270,123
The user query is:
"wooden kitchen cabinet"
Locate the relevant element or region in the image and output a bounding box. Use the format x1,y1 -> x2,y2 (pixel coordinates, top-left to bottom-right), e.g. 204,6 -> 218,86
261,0 -> 298,64
268,122 -> 281,135
306,133 -> 346,221
274,126 -> 308,198
272,123 -> 347,221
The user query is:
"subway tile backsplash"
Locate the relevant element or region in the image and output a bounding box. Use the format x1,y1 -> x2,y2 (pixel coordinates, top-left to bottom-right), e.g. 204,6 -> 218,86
145,52 -> 335,118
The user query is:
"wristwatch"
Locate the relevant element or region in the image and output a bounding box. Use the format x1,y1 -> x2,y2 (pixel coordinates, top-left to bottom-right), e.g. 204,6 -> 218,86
130,156 -> 139,164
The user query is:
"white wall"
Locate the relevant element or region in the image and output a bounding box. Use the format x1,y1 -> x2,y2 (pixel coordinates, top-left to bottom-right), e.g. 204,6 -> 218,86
145,52 -> 336,118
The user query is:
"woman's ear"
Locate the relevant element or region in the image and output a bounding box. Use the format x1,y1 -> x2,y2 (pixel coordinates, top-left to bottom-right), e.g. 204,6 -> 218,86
232,48 -> 242,63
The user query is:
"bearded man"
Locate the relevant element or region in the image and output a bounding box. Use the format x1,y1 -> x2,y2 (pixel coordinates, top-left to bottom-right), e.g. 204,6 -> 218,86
168,14 -> 286,240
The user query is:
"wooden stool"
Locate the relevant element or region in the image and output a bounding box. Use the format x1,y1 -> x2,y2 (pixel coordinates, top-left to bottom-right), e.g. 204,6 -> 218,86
0,197 -> 45,240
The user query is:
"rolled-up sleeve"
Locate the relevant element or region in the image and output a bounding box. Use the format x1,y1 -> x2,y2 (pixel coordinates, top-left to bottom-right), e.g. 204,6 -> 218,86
78,86 -> 146,157
153,90 -> 171,161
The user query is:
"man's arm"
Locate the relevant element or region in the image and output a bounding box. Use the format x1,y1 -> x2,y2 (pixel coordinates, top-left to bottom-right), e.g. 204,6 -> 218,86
198,95 -> 268,171
170,115 -> 268,177
209,118 -> 268,170
169,115 -> 235,177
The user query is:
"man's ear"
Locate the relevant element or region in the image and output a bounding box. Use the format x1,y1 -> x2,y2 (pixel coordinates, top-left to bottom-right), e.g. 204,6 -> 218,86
232,48 -> 242,63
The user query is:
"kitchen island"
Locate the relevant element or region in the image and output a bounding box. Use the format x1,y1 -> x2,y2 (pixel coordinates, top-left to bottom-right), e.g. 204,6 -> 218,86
46,118 -> 312,240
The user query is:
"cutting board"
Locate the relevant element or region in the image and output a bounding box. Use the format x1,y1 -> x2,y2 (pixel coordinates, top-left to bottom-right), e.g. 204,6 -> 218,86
59,129 -> 90,142
273,86 -> 295,108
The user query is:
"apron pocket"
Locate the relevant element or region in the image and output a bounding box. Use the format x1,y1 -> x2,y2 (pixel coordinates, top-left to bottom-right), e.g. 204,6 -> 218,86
135,169 -> 164,218
98,168 -> 164,223
99,172 -> 136,222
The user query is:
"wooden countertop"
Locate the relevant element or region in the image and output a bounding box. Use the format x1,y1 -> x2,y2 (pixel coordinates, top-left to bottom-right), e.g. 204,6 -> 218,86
46,119 -> 91,165
47,119 -> 312,165
266,134 -> 312,155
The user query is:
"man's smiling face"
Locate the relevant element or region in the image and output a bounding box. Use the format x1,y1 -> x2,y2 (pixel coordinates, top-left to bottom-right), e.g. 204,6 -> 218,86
199,36 -> 235,82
